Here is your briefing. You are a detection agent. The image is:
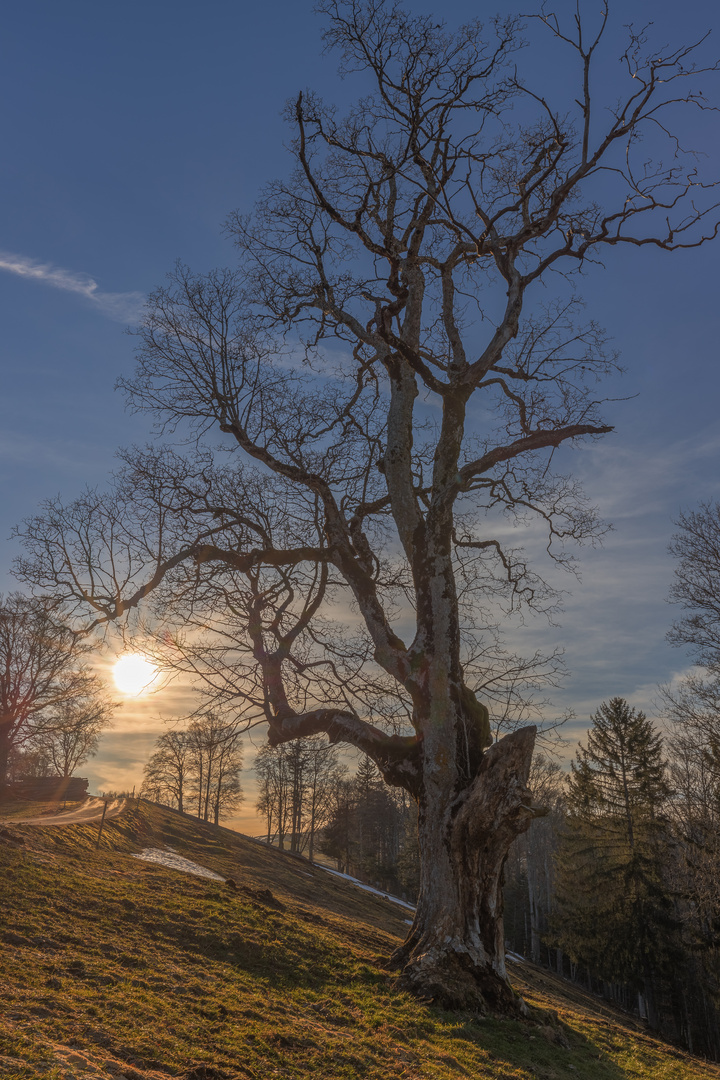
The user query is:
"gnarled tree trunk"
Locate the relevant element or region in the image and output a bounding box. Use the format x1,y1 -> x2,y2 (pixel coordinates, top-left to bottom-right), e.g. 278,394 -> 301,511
393,726 -> 537,1014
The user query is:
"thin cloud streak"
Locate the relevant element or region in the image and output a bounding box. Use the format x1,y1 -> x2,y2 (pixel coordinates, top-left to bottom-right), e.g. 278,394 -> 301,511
0,250 -> 145,323
0,430 -> 116,473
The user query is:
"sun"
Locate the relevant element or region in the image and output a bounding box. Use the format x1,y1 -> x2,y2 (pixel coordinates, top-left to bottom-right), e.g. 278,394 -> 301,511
112,654 -> 160,696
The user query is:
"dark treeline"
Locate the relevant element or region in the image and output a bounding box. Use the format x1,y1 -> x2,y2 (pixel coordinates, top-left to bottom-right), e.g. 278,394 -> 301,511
255,738 -> 419,901
504,697 -> 720,1061
319,755 -> 419,902
503,500 -> 720,1062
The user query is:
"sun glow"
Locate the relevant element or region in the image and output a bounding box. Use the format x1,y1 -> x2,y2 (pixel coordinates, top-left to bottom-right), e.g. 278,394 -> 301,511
112,654 -> 160,696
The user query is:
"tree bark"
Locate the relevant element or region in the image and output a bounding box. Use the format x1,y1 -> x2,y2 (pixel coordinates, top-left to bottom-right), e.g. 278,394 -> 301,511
392,727 -> 537,1014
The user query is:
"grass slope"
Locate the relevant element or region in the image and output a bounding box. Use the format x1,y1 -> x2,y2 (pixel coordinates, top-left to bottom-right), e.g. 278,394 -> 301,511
0,799 -> 717,1080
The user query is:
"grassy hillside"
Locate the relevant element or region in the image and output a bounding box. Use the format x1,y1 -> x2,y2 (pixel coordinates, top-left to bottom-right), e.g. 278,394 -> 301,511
0,800 -> 717,1080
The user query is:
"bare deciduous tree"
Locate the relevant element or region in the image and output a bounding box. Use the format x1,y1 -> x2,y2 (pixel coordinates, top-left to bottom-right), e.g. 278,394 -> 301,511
7,744 -> 53,784
187,713 -> 244,825
0,593 -> 113,794
141,729 -> 193,813
33,699 -> 110,779
662,507 -> 720,1050
669,503 -> 720,671
15,2 -> 719,1011
141,715 -> 243,823
255,736 -> 345,860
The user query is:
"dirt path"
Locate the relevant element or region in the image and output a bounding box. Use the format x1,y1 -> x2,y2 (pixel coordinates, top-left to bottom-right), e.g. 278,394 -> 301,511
3,796 -> 127,826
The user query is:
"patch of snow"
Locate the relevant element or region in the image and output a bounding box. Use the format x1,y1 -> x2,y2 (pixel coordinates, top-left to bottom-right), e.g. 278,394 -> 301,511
320,866 -> 417,911
505,951 -> 525,964
132,847 -> 225,882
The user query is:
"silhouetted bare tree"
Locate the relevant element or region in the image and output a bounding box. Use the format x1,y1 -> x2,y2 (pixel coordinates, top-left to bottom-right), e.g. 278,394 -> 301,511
0,593 -> 113,794
187,713 -> 244,824
669,503 -> 720,671
141,716 -> 243,823
33,699 -> 109,778
141,729 -> 193,813
255,736 -> 345,859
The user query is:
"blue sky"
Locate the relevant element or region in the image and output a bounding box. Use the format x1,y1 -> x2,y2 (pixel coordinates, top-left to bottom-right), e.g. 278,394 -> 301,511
1,0 -> 719,819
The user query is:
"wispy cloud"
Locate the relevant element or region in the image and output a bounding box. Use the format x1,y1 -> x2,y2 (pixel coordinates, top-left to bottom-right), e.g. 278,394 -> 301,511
0,430 -> 113,473
0,250 -> 145,323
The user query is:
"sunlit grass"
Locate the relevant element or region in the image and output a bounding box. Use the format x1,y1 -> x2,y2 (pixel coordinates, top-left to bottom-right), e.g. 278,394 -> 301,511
1,800 -> 718,1080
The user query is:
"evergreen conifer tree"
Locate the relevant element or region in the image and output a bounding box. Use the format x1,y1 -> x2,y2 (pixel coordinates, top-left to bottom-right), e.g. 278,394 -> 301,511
553,698 -> 675,1023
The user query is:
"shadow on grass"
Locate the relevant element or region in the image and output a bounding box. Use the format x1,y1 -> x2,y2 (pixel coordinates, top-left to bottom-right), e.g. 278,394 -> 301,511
427,1006 -> 635,1080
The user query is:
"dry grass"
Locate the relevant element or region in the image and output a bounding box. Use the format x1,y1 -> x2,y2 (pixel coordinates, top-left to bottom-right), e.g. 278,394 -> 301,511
1,800 -> 717,1080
